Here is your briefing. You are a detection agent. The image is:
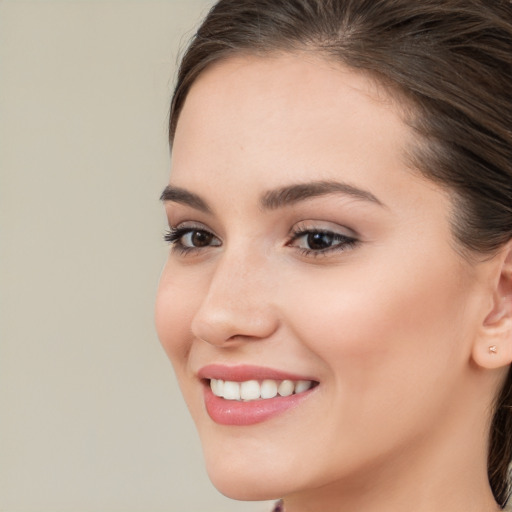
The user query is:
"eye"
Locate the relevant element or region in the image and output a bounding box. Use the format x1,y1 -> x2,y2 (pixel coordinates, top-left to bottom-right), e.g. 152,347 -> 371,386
288,226 -> 358,256
180,229 -> 217,248
164,225 -> 221,253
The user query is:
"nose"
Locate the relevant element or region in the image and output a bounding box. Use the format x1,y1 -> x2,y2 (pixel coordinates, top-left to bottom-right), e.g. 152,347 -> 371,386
190,248 -> 279,346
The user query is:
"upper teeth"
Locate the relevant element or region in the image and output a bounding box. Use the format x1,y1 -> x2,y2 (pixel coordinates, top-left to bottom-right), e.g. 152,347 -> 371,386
210,379 -> 314,401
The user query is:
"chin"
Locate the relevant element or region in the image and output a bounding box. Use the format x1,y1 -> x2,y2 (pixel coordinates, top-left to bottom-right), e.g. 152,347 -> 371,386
207,468 -> 281,501
203,447 -> 291,501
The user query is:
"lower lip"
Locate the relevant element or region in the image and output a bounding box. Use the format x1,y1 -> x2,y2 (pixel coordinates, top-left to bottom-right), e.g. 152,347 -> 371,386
203,384 -> 316,426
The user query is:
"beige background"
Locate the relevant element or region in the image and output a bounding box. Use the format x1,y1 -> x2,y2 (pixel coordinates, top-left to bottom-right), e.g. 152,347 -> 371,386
0,1 -> 272,511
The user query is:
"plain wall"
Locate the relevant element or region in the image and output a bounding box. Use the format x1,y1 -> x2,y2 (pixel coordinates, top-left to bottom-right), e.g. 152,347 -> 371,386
0,1 -> 272,511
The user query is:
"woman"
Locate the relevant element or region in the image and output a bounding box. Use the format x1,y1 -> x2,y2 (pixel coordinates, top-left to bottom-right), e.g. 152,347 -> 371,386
155,1 -> 512,511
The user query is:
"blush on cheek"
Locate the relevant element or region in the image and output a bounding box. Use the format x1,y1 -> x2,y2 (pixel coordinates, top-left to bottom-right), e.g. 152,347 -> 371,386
155,285 -> 195,362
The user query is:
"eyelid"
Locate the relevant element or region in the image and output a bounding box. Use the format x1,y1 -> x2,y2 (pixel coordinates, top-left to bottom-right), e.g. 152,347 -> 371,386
289,220 -> 358,238
172,219 -> 210,229
168,220 -> 218,236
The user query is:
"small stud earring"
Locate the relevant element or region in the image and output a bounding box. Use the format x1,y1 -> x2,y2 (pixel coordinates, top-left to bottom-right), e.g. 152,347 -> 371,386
489,345 -> 498,354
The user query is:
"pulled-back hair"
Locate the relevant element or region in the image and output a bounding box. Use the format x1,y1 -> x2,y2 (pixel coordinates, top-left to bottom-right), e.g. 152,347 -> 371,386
169,0 -> 512,507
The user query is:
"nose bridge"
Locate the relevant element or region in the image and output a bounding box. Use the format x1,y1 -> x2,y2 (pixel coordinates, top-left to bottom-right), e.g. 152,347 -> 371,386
191,242 -> 278,345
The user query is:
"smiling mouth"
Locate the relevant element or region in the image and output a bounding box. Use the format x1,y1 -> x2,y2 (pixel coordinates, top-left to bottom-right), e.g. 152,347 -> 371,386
208,378 -> 318,401
201,367 -> 320,425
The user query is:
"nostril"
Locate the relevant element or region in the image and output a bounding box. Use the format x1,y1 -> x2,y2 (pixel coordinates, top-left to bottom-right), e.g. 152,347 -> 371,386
191,304 -> 279,347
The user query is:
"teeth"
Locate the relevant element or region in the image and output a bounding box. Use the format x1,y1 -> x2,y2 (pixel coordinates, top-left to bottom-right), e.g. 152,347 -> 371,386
210,378 -> 315,401
261,379 -> 278,399
222,381 -> 240,400
211,378 -> 224,397
278,379 -> 294,397
295,380 -> 312,394
240,380 -> 260,400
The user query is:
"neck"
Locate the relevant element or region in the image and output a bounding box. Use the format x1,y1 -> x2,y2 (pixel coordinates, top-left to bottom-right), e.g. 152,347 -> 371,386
282,467 -> 499,512
282,419 -> 500,512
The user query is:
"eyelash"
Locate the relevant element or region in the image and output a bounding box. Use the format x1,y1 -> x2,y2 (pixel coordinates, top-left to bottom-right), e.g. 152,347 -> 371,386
164,226 -> 359,257
287,228 -> 358,257
163,226 -> 217,255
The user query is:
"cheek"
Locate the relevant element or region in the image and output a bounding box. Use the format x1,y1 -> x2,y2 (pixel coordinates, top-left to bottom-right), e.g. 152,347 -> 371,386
155,262 -> 202,367
272,256 -> 476,469
283,253 -> 474,397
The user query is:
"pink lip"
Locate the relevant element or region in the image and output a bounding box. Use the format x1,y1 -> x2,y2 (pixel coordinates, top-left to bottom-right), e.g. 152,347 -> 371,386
198,365 -> 319,426
197,364 -> 317,382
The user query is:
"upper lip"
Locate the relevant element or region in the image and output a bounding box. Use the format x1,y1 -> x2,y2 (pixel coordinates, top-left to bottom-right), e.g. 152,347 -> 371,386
197,364 -> 318,382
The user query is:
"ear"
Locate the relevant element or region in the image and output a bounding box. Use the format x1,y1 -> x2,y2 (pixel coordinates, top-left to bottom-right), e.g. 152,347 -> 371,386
472,241 -> 512,370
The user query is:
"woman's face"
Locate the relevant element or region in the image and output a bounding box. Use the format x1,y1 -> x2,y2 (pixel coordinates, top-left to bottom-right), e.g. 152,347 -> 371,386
156,54 -> 489,500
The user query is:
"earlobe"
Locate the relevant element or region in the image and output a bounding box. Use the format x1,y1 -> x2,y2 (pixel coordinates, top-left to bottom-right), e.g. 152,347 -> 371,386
472,242 -> 512,370
472,341 -> 512,370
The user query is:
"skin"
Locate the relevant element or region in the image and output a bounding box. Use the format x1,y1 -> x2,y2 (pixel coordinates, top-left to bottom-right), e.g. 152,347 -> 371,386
155,54 -> 510,512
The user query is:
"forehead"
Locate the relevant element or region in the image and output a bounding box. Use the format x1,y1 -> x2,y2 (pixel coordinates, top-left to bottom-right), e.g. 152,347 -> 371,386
172,53 -> 417,195
176,53 -> 405,143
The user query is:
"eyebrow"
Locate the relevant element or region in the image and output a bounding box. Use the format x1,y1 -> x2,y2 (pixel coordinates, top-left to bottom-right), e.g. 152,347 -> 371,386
260,180 -> 385,210
160,185 -> 212,213
160,180 -> 384,212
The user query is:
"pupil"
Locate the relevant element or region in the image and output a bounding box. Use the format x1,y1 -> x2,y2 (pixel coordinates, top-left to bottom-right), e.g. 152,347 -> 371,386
192,230 -> 211,247
307,232 -> 333,250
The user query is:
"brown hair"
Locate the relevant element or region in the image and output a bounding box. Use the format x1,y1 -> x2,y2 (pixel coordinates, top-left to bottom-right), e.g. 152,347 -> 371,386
169,0 -> 512,507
